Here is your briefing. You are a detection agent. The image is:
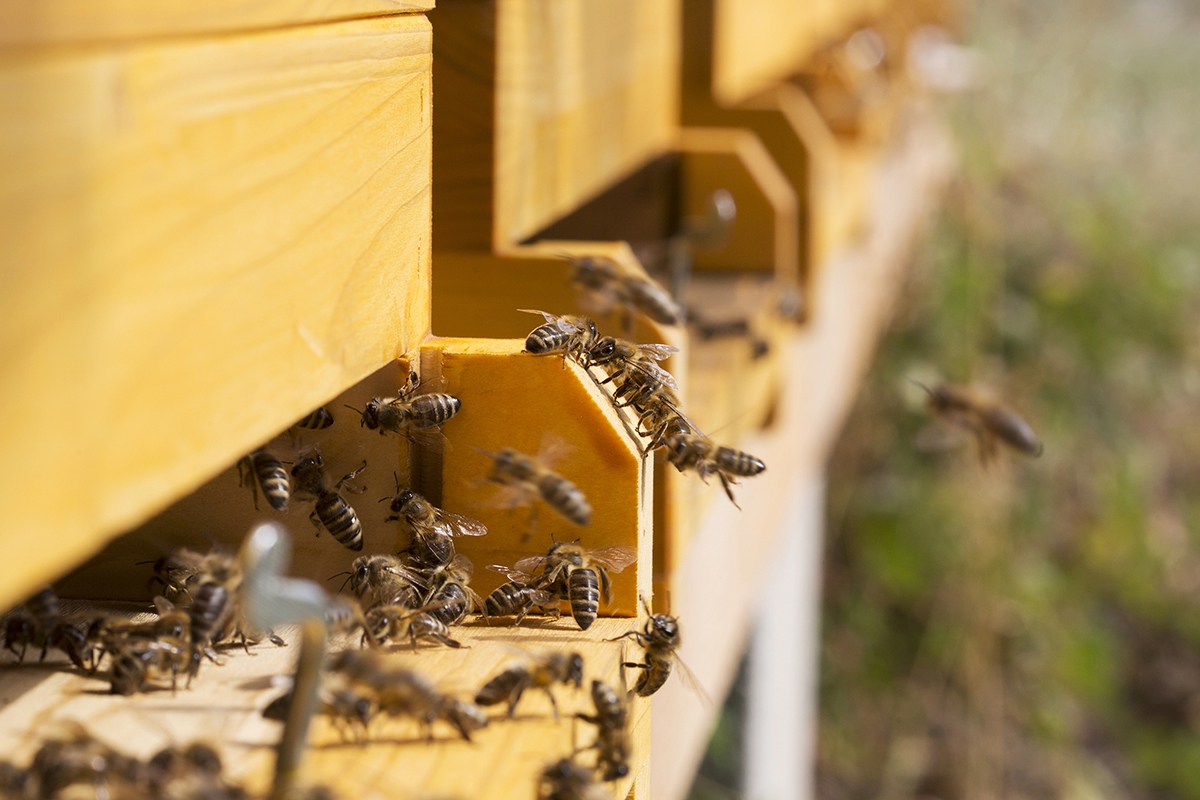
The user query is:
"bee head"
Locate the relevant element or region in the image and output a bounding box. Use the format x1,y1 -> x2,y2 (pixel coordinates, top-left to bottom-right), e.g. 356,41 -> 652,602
392,488 -> 418,516
651,613 -> 679,644
589,336 -> 619,364
360,399 -> 382,429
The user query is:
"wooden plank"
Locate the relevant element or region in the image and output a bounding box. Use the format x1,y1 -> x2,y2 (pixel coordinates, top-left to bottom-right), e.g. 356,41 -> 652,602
651,105 -> 954,800
0,14 -> 433,612
431,0 -> 680,251
0,615 -> 649,800
0,1 -> 433,47
428,337 -> 652,618
679,128 -> 800,281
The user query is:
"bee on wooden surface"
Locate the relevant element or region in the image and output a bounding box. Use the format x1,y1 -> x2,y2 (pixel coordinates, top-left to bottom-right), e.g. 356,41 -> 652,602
521,309 -> 600,366
264,683 -> 377,742
348,371 -> 462,448
291,450 -> 367,552
475,650 -> 584,718
382,484 -> 488,569
363,602 -> 463,651
341,554 -> 425,611
324,596 -> 377,647
538,757 -> 610,800
139,547 -> 204,604
479,445 -> 593,529
516,541 -> 637,631
3,586 -> 90,669
608,597 -> 706,701
482,566 -> 559,625
0,761 -> 29,796
566,256 -> 684,329
331,651 -> 488,741
29,726 -> 144,799
586,336 -> 678,382
917,382 -> 1044,464
85,596 -> 191,669
293,406 -> 335,431
421,554 -> 485,626
237,448 -> 291,511
576,679 -> 631,781
109,635 -> 191,695
663,432 -> 766,508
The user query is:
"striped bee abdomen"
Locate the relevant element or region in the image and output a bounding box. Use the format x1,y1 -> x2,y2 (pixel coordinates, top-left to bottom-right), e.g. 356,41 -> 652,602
537,475 -> 592,526
475,666 -> 527,708
252,451 -> 290,510
428,583 -> 469,626
715,447 -> 766,477
110,650 -> 148,695
567,569 -> 600,630
633,653 -> 673,696
315,493 -> 363,551
188,582 -> 229,647
484,583 -> 526,618
411,394 -> 462,427
525,323 -> 570,354
295,407 -> 334,429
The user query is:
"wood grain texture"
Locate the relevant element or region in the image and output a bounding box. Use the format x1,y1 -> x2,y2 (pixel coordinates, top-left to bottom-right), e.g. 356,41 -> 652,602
0,615 -> 649,800
427,338 -> 652,618
0,0 -> 434,46
431,0 -> 680,250
652,105 -> 953,800
0,15 -> 432,612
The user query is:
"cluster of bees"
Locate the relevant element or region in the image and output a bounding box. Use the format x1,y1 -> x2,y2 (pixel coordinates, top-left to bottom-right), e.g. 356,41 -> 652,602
0,724 -> 333,800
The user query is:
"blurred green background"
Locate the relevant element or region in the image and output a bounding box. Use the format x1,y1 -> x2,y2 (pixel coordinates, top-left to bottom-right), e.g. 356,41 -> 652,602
694,0 -> 1200,797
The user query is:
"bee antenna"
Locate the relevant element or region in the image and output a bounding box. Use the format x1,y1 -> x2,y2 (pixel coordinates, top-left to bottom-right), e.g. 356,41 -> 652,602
640,595 -> 653,616
343,404 -> 365,418
134,559 -> 158,567
906,378 -> 933,396
393,471 -> 401,493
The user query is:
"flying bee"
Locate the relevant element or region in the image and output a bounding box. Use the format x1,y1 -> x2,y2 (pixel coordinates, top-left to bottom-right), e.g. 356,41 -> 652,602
108,636 -> 191,695
663,432 -> 766,508
292,406 -> 335,430
237,448 -> 291,511
3,586 -> 90,669
575,679 -> 631,782
363,601 -> 463,651
609,597 -> 707,700
339,554 -> 425,610
291,450 -> 367,552
521,309 -> 599,366
916,382 -> 1044,464
479,445 -> 593,529
421,554 -> 485,626
382,483 -> 488,568
538,757 -> 609,800
482,566 -> 559,625
516,541 -> 637,631
347,371 -> 462,448
475,650 -> 584,719
566,256 -> 684,329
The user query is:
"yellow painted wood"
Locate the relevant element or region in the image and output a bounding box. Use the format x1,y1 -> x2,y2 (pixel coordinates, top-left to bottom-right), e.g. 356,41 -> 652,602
679,128 -> 800,281
427,338 -> 652,618
0,15 -> 432,613
0,1 -> 433,46
431,0 -> 680,250
0,615 -> 649,800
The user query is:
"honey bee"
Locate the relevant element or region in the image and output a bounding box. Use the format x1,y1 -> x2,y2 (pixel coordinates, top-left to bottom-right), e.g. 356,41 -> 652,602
349,371 -> 462,447
482,566 -> 559,625
566,256 -> 684,329
29,726 -> 144,799
663,432 -> 766,508
139,547 -> 204,604
340,554 -> 425,610
332,651 -> 489,741
586,336 -> 679,381
421,554 -> 485,626
516,541 -> 637,631
382,484 -> 488,568
475,650 -> 584,718
3,586 -> 90,669
264,684 -> 377,742
521,309 -> 599,366
324,595 -> 378,647
85,596 -> 191,669
608,597 -> 705,698
109,635 -> 191,695
917,382 -> 1044,463
538,758 -> 610,800
575,680 -> 631,781
363,602 -> 463,650
292,406 -> 335,430
237,448 -> 291,511
291,450 -> 368,552
479,446 -> 593,528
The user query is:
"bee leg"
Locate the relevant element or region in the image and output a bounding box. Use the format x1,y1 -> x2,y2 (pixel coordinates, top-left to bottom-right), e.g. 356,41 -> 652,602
717,472 -> 741,510
543,688 -> 561,721
269,631 -> 286,647
309,511 -> 323,532
621,661 -> 649,671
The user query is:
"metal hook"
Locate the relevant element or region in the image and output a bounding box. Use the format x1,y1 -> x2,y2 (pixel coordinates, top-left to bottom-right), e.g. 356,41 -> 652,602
240,522 -> 330,800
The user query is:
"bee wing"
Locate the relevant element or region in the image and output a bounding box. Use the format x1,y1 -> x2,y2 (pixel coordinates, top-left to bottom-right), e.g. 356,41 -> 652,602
435,511 -> 489,537
537,431 -> 573,466
517,309 -> 586,335
586,546 -> 638,573
673,654 -> 714,707
635,343 -> 679,362
518,308 -> 560,324
513,554 -> 550,574
449,553 -> 475,579
485,565 -> 537,583
404,425 -> 450,454
629,359 -> 680,391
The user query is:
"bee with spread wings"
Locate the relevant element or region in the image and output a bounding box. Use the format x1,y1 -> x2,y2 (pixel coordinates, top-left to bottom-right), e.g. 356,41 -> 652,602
382,479 -> 488,568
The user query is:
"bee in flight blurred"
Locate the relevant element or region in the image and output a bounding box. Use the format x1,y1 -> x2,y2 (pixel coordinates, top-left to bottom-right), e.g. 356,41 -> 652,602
476,435 -> 592,536
564,254 -> 684,329
913,381 -> 1043,465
